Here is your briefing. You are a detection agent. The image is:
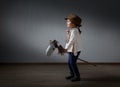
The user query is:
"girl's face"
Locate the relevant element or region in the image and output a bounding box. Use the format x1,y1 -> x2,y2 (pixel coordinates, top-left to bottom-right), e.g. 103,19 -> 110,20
66,19 -> 76,28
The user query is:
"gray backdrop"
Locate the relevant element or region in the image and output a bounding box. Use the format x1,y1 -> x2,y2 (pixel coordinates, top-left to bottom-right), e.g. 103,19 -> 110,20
0,0 -> 120,63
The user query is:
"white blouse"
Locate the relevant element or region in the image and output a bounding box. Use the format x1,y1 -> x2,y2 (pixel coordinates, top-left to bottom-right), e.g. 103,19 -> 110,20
65,28 -> 82,56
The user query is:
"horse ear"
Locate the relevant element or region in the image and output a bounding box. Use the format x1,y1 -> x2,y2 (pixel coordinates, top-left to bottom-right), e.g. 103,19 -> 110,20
54,40 -> 58,43
49,40 -> 52,44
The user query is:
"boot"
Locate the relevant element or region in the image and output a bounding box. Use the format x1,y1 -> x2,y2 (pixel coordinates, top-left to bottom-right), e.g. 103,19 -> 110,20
71,75 -> 81,82
65,75 -> 74,80
65,73 -> 74,80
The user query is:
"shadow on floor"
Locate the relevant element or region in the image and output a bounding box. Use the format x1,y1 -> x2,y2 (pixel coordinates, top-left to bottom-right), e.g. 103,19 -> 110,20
82,75 -> 120,82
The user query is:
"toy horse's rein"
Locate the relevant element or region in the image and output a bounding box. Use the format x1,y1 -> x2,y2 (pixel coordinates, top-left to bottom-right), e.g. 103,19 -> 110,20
52,40 -> 66,55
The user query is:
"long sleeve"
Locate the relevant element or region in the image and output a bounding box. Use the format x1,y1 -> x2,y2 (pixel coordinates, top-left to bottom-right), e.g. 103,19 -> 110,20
65,30 -> 77,50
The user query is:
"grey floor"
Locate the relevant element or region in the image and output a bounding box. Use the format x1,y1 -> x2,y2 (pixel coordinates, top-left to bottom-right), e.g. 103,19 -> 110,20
0,64 -> 120,87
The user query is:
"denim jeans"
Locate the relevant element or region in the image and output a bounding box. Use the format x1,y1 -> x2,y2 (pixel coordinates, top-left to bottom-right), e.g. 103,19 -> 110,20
68,51 -> 81,77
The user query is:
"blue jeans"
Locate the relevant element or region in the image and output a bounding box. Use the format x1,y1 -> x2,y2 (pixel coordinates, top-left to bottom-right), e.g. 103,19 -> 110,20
68,51 -> 81,77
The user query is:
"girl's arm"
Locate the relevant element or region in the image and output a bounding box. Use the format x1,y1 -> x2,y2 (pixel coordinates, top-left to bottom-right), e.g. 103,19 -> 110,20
65,30 -> 77,50
65,29 -> 70,43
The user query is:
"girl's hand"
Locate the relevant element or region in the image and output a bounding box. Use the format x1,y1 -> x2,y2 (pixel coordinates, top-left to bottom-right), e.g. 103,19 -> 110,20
57,45 -> 67,55
65,30 -> 70,43
64,49 -> 67,53
65,30 -> 70,34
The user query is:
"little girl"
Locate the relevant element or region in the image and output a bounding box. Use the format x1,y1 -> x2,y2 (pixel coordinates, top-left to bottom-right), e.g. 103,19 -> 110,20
64,14 -> 82,82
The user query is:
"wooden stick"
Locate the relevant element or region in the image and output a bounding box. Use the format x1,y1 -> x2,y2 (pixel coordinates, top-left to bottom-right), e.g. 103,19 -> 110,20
77,58 -> 97,67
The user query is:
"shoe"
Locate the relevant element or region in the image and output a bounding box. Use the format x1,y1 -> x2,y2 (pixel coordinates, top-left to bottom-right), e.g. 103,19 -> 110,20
65,75 -> 74,80
71,77 -> 81,82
